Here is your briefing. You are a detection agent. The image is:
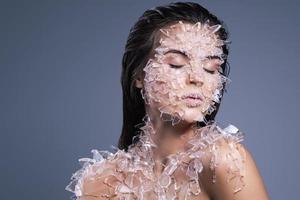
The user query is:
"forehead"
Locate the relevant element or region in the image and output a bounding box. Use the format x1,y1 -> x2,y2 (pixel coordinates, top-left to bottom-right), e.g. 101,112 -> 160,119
155,21 -> 224,58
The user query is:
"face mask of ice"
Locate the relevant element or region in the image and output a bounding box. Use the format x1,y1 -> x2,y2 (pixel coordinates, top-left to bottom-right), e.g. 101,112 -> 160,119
142,21 -> 231,125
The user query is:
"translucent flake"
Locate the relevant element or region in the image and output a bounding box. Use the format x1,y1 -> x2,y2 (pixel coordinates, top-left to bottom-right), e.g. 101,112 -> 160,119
224,124 -> 239,134
66,120 -> 246,199
142,21 -> 230,125
116,184 -> 133,193
209,24 -> 222,33
163,157 -> 178,175
66,21 -> 246,200
189,179 -> 201,195
159,173 -> 172,188
166,183 -> 177,200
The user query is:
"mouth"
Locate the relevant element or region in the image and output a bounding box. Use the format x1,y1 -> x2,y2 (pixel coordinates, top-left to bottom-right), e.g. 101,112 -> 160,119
181,93 -> 203,107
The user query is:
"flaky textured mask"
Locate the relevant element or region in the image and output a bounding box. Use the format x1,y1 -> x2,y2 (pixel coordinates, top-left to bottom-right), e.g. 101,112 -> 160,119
142,21 -> 231,124
66,21 -> 247,200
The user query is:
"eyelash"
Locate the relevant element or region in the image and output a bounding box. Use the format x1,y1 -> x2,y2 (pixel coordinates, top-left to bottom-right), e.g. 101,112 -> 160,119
169,64 -> 184,68
204,69 -> 215,74
169,64 -> 216,74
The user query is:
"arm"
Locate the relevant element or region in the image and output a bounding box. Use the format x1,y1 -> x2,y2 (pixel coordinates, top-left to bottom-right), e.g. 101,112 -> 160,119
209,142 -> 269,200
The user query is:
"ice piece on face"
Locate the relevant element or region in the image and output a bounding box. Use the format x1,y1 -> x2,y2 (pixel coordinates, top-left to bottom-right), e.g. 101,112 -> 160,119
159,28 -> 170,37
206,104 -> 216,115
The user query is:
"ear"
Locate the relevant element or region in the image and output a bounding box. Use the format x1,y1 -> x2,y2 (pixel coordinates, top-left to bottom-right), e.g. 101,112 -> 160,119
135,77 -> 143,88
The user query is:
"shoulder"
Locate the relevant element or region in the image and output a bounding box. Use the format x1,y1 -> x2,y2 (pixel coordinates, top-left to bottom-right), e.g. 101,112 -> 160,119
66,150 -> 129,200
203,138 -> 269,200
79,158 -> 120,199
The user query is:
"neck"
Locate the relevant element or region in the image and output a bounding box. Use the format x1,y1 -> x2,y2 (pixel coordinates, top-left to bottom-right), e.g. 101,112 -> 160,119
144,107 -> 199,163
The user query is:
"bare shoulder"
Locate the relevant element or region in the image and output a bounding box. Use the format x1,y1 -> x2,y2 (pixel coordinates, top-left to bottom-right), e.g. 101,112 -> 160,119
77,157 -> 123,200
203,138 -> 270,200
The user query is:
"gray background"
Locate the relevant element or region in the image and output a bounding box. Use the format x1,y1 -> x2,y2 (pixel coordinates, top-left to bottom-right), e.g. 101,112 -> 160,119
1,0 -> 299,199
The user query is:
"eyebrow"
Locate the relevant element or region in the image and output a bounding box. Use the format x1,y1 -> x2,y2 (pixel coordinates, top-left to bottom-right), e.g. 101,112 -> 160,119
164,49 -> 188,57
164,50 -> 223,60
206,55 -> 222,60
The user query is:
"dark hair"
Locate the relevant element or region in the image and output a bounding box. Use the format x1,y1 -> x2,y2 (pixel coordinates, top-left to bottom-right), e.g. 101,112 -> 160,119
118,2 -> 230,150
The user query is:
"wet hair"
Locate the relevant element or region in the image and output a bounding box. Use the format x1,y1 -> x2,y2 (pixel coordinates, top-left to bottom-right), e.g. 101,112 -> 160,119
118,2 -> 230,150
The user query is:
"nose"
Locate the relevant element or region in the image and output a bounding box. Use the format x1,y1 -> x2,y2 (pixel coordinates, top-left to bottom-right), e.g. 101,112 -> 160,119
187,71 -> 203,86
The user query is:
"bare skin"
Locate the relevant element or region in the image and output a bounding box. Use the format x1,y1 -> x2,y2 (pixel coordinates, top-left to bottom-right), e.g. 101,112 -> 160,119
78,82 -> 269,200
79,127 -> 269,200
78,22 -> 269,200
138,75 -> 270,200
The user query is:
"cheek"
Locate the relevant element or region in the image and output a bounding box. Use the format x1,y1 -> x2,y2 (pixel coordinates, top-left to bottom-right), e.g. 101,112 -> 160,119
144,66 -> 188,105
152,64 -> 186,90
201,75 -> 222,98
144,64 -> 172,100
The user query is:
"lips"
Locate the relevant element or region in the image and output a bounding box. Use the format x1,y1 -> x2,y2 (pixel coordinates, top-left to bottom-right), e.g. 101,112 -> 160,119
181,93 -> 203,107
182,93 -> 203,101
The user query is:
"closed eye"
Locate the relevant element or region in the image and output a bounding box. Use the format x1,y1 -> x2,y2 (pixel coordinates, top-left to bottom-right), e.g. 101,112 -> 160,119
169,64 -> 184,68
204,68 -> 215,74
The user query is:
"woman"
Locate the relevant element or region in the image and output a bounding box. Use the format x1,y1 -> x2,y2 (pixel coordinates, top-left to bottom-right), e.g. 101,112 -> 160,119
66,2 -> 269,199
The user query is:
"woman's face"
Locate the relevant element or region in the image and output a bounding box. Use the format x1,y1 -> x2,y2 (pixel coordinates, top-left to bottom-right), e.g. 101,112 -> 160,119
142,21 -> 230,124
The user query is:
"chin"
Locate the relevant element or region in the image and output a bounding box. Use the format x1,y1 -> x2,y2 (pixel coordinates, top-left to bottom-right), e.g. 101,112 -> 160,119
181,109 -> 205,123
159,106 -> 206,125
155,102 -> 208,124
